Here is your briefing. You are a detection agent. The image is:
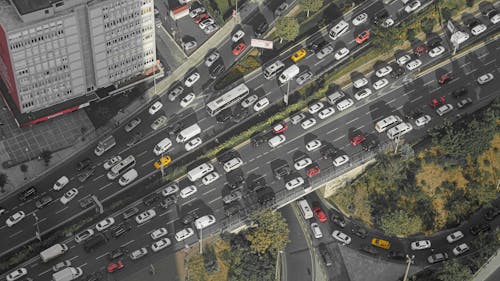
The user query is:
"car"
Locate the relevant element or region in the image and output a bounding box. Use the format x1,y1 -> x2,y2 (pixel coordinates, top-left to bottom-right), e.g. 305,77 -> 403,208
360,245 -> 379,255
223,157 -> 243,173
307,38 -> 328,53
291,112 -> 307,125
484,207 -> 500,221
457,98 -> 473,109
35,195 -> 53,209
222,190 -> 242,204
390,64 -> 405,79
103,156 -> 122,170
387,251 -> 406,261
354,88 -> 372,100
232,42 -> 247,56
203,23 -> 219,34
291,48 -> 307,62
353,77 -> 368,89
199,18 -> 215,29
130,247 -> 148,260
240,94 -> 258,108
301,118 -> 317,129
296,71 -> 314,85
79,196 -> 94,209
489,11 -> 500,24
227,173 -> 245,189
373,78 -> 389,90
53,176 -> 69,191
185,137 -> 203,151
193,12 -> 209,23
396,54 -> 412,66
310,223 -> 323,238
253,97 -> 270,112
135,209 -> 156,224
151,115 -> 167,130
111,222 -> 132,238
446,230 -> 464,243
6,268 -> 27,281
189,7 -> 206,18
175,228 -> 195,242
254,22 -> 269,37
355,30 -> 370,44
127,133 -> 142,147
273,163 -> 291,180
351,134 -> 366,146
209,62 -> 225,79
438,73 -> 454,85
182,40 -> 198,51
60,188 -> 78,205
96,217 -> 115,231
436,104 -> 454,116
107,260 -> 124,273
285,177 -> 305,190
151,228 -> 168,240
332,230 -> 352,244
477,73 -> 494,85
427,252 -> 448,264
204,51 -> 220,67
452,243 -> 470,256
143,193 -> 161,206
272,123 -> 288,134
414,44 -> 428,56
160,195 -> 177,209
122,207 -> 139,220
183,214 -> 200,225
470,223 -> 490,236
180,93 -> 196,108
362,139 -> 379,151
251,134 -> 266,147
428,46 -> 445,58
294,157 -> 313,170
352,13 -> 368,26
372,10 -> 389,25
376,66 -> 393,78
149,101 -> 163,115
470,23 -> 487,36
74,228 -> 94,243
334,47 -> 350,60
274,2 -> 289,17
415,115 -> 431,127
313,207 -> 328,222
108,247 -> 129,260
76,158 -> 91,171
333,155 -> 349,167
406,59 -> 422,70
161,183 -> 179,197
184,72 -> 200,87
154,156 -> 172,170
371,238 -> 391,250
315,45 -> 334,60
124,117 -> 141,132
405,0 -> 421,13
318,107 -> 335,119
381,17 -> 395,28
319,243 -> 333,266
351,224 -> 368,238
231,30 -> 245,42
306,139 -> 322,151
77,167 -> 95,183
451,87 -> 468,98
180,185 -> 197,199
167,85 -> 184,101
308,101 -> 324,114
410,240 -> 431,250
320,145 -> 337,160
307,165 -> 320,177
202,171 -> 220,185
52,260 -> 71,272
151,237 -> 171,252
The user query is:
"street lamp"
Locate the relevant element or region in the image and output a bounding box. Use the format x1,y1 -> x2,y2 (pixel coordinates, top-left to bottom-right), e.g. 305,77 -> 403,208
160,152 -> 165,177
199,227 -> 203,254
402,255 -> 415,281
33,212 -> 41,241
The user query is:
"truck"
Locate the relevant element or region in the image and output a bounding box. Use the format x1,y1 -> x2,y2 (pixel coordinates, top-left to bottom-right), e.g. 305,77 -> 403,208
52,267 -> 83,281
40,243 -> 68,263
94,135 -> 116,156
175,123 -> 201,143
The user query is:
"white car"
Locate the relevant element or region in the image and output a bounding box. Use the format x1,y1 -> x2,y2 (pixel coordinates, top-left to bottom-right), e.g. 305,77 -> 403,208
301,118 -> 317,129
60,188 -> 78,205
306,139 -> 322,151
381,17 -> 395,28
130,248 -> 148,260
308,101 -> 324,114
375,66 -> 393,77
333,155 -> 349,167
428,46 -> 445,58
373,78 -> 389,90
151,115 -> 167,130
151,237 -> 171,252
452,243 -> 469,256
124,117 -> 141,132
175,228 -> 195,242
294,157 -> 313,170
336,98 -> 354,111
352,13 -> 368,26
310,223 -> 323,239
202,171 -> 220,185
180,93 -> 196,108
74,229 -> 94,243
396,54 -> 412,65
405,0 -> 421,13
436,104 -> 454,116
6,268 -> 27,281
180,185 -> 197,198
53,176 -> 69,191
354,88 -> 372,100
205,51 -> 220,67
189,7 -> 206,18
415,115 -> 431,127
182,40 -> 197,51
353,77 -> 368,88
203,24 -> 219,35
232,30 -> 245,42
149,101 -> 163,115
406,59 -> 422,71
477,73 -> 494,85
316,45 -> 334,60
6,211 -> 25,227
118,169 -> 138,186
334,47 -> 350,60
332,230 -> 351,244
151,228 -> 168,240
471,24 -> 487,36
490,13 -> 500,24
318,107 -> 335,119
135,209 -> 157,224
223,157 -> 243,173
199,18 -> 215,29
96,217 -> 115,231
411,240 -> 431,250
295,71 -> 314,85
103,156 -> 122,170
285,177 -> 305,190
184,72 -> 200,87
162,183 -> 179,197
446,230 -> 464,243
253,97 -> 270,112
241,94 -> 259,108
185,137 -> 203,151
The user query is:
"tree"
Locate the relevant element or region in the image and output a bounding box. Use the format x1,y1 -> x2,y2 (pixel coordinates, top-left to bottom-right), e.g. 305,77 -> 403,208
420,17 -> 436,34
437,261 -> 473,281
40,150 -> 52,166
300,0 -> 323,17
0,173 -> 7,193
380,209 -> 423,236
275,17 -> 299,43
406,28 -> 416,42
372,26 -> 404,54
245,209 -> 289,255
466,0 -> 475,7
20,164 -> 28,180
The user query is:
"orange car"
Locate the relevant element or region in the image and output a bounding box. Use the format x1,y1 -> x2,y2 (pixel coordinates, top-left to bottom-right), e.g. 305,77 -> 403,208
290,48 -> 307,62
355,30 -> 370,44
154,156 -> 172,169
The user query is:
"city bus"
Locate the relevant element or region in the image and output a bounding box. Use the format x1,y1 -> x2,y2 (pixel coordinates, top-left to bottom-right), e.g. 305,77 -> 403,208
107,155 -> 136,180
297,199 -> 313,219
206,83 -> 250,117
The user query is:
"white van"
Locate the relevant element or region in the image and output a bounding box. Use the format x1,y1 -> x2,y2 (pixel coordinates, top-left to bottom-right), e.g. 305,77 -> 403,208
278,64 -> 300,84
153,138 -> 172,156
187,163 -> 214,182
264,60 -> 285,80
336,98 -> 354,111
176,123 -> 201,143
327,90 -> 346,105
297,199 -> 313,219
375,115 -> 402,133
329,20 -> 349,40
223,157 -> 243,173
194,215 -> 216,230
268,134 -> 286,148
119,169 -> 138,186
386,122 -> 413,140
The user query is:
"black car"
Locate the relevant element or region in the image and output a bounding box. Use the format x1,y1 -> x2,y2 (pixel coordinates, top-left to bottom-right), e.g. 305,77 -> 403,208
331,213 -> 346,228
122,207 -> 140,220
405,108 -> 423,120
427,37 -> 442,49
457,98 -> 473,109
470,223 -> 491,236
182,212 -> 199,225
390,63 -> 405,79
111,222 -> 132,238
127,133 -> 143,147
257,189 -> 275,206
360,245 -> 378,255
306,38 -> 327,54
18,186 -> 37,202
209,63 -> 225,79
452,87 -> 468,98
362,139 -> 379,152
387,251 -> 406,261
77,168 -> 95,183
79,196 -> 94,209
225,202 -> 241,216
372,10 -> 389,25
484,207 -> 500,221
167,121 -> 184,136
320,145 -> 336,160
76,158 -> 92,171
351,224 -> 368,239
143,193 -> 160,206
160,195 -> 177,209
216,108 -> 233,123
251,135 -> 266,147
108,247 -> 129,260
217,150 -> 239,165
318,243 -> 333,267
427,252 -> 448,264
273,163 -> 291,180
466,19 -> 481,29
227,174 -> 245,190
254,22 -> 269,38
35,195 -> 53,209
232,108 -> 249,123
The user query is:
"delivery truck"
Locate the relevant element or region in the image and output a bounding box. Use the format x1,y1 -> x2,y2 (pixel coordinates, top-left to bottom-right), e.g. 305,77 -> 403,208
52,267 -> 83,281
40,243 -> 68,263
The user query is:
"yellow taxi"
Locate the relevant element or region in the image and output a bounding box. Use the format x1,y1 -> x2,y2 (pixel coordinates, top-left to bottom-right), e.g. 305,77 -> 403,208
290,48 -> 307,62
154,156 -> 172,169
371,238 -> 391,250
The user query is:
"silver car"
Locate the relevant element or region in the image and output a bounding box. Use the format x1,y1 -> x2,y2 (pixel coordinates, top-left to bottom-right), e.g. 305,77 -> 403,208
205,51 -> 220,67
182,40 -> 197,51
130,247 -> 148,260
316,45 -> 334,60
296,71 -> 313,85
168,85 -> 184,101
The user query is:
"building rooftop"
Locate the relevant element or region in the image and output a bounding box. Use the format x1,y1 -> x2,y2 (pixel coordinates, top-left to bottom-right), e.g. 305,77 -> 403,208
0,0 -> 24,29
11,0 -> 52,15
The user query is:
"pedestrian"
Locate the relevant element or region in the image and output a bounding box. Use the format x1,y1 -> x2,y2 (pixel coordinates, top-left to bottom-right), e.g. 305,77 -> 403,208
431,248 -> 434,252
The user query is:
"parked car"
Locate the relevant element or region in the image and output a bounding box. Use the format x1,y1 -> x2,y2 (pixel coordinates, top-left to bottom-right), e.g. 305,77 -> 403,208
232,42 -> 247,56
446,230 -> 464,243
410,240 -> 431,250
427,252 -> 448,264
274,2 -> 289,17
182,40 -> 197,51
355,30 -> 370,44
332,230 -> 352,244
231,30 -> 245,42
205,51 -> 220,67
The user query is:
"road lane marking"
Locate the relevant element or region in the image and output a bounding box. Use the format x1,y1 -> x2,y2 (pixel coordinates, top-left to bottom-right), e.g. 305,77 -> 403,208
333,135 -> 345,142
142,159 -> 154,167
78,262 -> 88,268
181,198 -> 196,207
9,230 -> 23,238
424,80 -> 433,86
465,68 -> 477,75
166,218 -> 178,225
202,188 -> 216,196
326,128 -> 338,135
247,167 -> 259,173
484,60 -> 495,66
96,252 -> 108,260
387,98 -> 396,104
459,61 -> 471,68
410,96 -> 423,102
38,268 -> 52,276
345,117 -> 359,125
395,105 -> 404,111
137,150 -> 148,157
99,182 -> 113,191
286,148 -> 299,154
121,239 -> 135,248
92,174 -> 104,182
365,108 -> 378,115
254,84 -> 263,91
403,89 -> 415,96
159,210 -> 172,217
55,207 -> 68,215
478,53 -> 489,59
208,196 -> 222,205
69,255 -> 79,261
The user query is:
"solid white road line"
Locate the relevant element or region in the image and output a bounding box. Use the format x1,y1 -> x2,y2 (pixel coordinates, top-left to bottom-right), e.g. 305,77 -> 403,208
99,182 -> 113,191
9,230 -> 23,238
202,188 -> 216,196
137,150 -> 148,157
121,239 -> 135,248
95,252 -> 108,260
55,207 -> 68,215
208,196 -> 222,205
326,127 -> 338,135
345,117 -> 359,125
92,174 -> 104,182
410,96 -> 423,102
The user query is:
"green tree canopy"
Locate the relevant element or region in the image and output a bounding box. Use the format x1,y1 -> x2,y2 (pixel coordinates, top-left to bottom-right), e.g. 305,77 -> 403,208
275,17 -> 300,43
380,209 -> 423,236
437,261 -> 473,281
372,26 -> 405,54
40,150 -> 52,166
300,0 -> 323,17
245,209 -> 289,255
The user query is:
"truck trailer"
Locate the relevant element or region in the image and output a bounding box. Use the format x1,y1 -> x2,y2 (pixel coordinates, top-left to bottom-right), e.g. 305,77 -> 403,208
40,243 -> 68,263
94,135 -> 116,156
52,267 -> 83,281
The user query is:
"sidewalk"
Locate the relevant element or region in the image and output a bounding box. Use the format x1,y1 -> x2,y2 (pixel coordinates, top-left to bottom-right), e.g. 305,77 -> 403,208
472,250 -> 500,281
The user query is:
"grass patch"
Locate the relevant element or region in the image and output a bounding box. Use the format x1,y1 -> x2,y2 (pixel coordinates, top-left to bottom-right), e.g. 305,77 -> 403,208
214,51 -> 261,90
187,240 -> 230,281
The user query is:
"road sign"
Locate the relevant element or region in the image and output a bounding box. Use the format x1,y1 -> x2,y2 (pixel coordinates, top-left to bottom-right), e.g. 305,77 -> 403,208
251,38 -> 274,50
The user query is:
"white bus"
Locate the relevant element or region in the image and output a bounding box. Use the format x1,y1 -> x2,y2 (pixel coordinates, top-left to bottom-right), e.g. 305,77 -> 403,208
263,60 -> 285,80
187,162 -> 214,182
374,115 -> 402,133
107,155 -> 136,180
206,83 -> 250,117
297,199 -> 313,219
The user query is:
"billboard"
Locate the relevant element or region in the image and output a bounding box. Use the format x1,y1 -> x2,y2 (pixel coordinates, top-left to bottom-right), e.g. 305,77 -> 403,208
251,39 -> 274,50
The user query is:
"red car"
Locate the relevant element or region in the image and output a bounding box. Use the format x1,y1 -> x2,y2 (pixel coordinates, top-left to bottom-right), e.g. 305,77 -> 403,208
193,13 -> 209,24
107,260 -> 124,273
313,207 -> 328,223
350,134 -> 366,146
430,96 -> 446,108
413,44 -> 428,56
272,123 -> 288,134
307,165 -> 320,177
232,42 -> 247,56
438,73 -> 453,85
355,30 -> 370,44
